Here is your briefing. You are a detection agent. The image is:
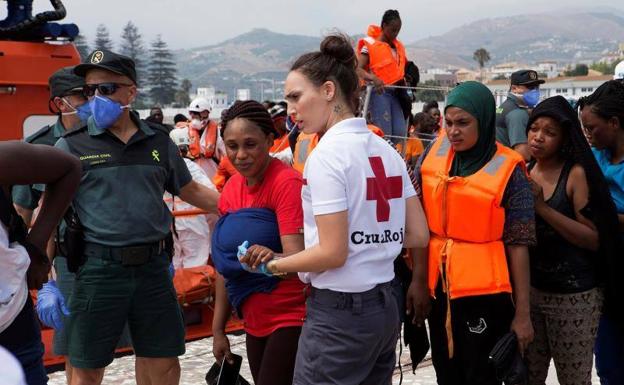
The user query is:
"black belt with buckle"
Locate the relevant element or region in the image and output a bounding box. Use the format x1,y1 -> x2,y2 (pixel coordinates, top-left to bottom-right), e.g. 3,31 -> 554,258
85,240 -> 166,266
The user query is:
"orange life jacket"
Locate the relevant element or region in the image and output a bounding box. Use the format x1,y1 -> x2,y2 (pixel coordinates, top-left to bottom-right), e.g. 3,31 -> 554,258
270,133 -> 290,154
292,133 -> 319,174
367,123 -> 385,138
421,135 -> 525,300
212,156 -> 238,192
188,120 -> 219,159
357,25 -> 407,85
396,137 -> 425,164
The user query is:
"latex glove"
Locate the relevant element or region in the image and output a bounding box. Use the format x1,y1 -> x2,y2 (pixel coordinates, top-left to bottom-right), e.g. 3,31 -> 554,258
237,240 -> 271,276
36,280 -> 70,331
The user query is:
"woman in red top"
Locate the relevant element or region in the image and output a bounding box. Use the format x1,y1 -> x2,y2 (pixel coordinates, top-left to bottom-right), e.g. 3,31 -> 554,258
211,100 -> 306,385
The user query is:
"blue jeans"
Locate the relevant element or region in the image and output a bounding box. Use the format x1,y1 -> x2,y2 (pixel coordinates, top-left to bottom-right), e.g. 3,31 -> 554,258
595,314 -> 624,385
368,88 -> 407,143
0,296 -> 48,385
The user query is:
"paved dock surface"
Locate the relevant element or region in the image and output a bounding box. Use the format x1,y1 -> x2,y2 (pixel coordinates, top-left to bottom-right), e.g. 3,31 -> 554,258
48,331 -> 599,384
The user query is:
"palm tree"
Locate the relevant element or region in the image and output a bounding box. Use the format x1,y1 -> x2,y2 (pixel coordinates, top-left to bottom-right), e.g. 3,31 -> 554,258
473,48 -> 491,82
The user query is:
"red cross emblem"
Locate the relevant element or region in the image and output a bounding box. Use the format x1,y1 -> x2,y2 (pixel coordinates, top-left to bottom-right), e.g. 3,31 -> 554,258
366,156 -> 403,222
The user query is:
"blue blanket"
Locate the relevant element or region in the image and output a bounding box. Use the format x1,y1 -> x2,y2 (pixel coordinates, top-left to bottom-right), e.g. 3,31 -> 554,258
211,208 -> 281,313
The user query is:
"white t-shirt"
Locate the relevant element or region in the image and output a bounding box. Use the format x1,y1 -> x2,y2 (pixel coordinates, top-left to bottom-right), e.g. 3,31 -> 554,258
0,223 -> 30,334
0,346 -> 27,385
299,118 -> 416,292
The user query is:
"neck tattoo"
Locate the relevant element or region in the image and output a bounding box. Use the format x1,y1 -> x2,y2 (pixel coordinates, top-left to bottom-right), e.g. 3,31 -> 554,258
333,104 -> 343,114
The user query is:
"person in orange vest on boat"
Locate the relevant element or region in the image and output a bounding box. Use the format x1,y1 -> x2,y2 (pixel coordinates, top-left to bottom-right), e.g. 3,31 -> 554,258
407,81 -> 535,385
357,9 -> 408,142
186,97 -> 225,179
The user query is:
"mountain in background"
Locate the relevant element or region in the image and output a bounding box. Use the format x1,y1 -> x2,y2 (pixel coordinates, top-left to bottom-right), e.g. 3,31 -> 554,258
174,28 -> 321,100
409,11 -> 624,67
174,10 -> 624,100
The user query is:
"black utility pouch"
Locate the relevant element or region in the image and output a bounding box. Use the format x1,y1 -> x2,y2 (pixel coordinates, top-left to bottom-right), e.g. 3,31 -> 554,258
59,207 -> 85,273
489,332 -> 528,385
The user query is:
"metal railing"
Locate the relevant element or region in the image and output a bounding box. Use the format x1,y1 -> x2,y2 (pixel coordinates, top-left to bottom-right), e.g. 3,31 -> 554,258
360,83 -> 450,158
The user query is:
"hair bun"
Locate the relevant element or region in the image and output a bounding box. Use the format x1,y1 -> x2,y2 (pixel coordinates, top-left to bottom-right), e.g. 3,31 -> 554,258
320,34 -> 356,66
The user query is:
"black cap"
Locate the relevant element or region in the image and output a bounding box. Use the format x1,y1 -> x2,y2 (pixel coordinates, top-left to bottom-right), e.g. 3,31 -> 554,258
511,69 -> 545,86
74,49 -> 137,84
49,66 -> 85,99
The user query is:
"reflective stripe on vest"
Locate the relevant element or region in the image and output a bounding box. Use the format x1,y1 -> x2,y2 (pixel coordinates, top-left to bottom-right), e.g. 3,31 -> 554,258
421,135 -> 524,300
292,133 -> 318,174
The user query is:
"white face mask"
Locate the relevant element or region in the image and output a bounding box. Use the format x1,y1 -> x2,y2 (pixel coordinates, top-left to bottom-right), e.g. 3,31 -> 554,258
190,118 -> 208,130
190,119 -> 202,129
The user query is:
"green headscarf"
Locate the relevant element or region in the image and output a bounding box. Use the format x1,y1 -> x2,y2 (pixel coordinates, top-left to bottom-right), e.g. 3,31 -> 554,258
445,81 -> 498,177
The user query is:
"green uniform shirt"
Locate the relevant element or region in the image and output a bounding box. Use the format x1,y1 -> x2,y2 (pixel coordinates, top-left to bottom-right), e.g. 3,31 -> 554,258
12,119 -> 66,209
55,113 -> 192,247
495,95 -> 529,148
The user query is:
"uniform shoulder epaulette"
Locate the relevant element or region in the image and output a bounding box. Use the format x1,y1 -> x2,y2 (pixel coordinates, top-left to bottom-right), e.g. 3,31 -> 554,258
24,125 -> 53,143
62,125 -> 88,138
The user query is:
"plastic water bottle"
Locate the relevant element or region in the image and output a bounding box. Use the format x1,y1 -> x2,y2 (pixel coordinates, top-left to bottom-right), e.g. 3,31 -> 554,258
237,240 -> 271,275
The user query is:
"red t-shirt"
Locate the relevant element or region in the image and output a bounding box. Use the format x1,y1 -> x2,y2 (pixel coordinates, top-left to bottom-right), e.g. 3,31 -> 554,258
218,158 -> 306,337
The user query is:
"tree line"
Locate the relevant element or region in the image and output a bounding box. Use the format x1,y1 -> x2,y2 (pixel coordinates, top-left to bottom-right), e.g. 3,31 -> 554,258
74,22 -> 191,109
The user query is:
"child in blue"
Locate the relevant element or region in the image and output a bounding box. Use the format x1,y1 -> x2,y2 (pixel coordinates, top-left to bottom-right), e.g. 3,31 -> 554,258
579,80 -> 624,385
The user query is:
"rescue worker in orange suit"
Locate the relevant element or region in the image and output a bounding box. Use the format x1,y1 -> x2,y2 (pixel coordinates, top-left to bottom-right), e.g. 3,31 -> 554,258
407,81 -> 535,385
357,9 -> 408,142
186,97 -> 225,180
166,128 -> 217,269
268,104 -> 293,164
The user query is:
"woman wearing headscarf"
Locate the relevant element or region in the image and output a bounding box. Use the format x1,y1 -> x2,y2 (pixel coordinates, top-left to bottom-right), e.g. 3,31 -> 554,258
524,96 -> 619,385
407,81 -> 536,385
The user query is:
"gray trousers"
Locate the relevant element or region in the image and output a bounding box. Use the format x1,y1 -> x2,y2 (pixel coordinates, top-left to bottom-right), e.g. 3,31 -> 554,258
293,280 -> 400,385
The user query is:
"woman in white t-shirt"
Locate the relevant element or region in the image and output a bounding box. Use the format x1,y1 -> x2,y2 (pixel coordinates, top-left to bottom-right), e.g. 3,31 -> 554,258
241,34 -> 429,385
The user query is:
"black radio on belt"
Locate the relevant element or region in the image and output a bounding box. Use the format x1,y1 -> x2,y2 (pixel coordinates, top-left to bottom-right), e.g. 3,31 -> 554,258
57,206 -> 86,273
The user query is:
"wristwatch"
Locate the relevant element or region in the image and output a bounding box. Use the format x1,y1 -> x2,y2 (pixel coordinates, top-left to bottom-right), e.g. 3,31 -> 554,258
267,259 -> 287,277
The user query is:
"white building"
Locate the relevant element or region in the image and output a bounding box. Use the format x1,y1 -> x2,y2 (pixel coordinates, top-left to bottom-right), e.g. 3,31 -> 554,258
236,89 -> 251,101
196,87 -> 229,109
536,61 -> 561,78
486,75 -> 612,106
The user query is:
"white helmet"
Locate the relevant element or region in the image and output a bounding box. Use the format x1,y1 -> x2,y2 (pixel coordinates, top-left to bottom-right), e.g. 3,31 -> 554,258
169,127 -> 191,146
614,60 -> 624,80
188,97 -> 212,113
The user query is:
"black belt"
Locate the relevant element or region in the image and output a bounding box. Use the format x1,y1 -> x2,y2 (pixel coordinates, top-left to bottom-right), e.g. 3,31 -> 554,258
310,281 -> 394,314
84,240 -> 166,266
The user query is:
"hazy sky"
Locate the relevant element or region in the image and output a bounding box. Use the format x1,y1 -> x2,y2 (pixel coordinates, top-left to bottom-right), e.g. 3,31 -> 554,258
31,0 -> 624,50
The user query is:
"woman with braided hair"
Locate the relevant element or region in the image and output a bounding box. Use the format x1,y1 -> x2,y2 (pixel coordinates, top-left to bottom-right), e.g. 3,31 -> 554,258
210,100 -> 306,385
524,95 -> 619,385
578,80 -> 624,385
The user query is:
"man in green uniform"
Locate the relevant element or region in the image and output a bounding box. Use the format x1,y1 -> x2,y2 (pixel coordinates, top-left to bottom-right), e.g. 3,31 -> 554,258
495,69 -> 545,161
55,49 -> 220,385
13,67 -> 89,225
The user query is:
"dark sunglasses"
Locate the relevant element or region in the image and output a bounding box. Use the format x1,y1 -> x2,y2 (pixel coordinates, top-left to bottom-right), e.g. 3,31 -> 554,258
83,82 -> 133,97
